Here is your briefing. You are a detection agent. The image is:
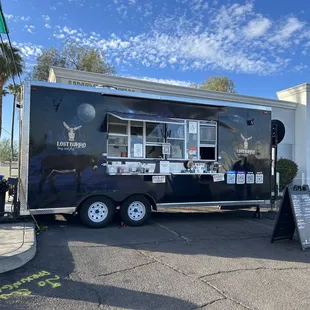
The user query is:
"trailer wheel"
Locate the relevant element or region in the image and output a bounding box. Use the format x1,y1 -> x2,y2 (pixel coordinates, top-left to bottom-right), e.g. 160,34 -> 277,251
120,195 -> 151,226
79,196 -> 116,228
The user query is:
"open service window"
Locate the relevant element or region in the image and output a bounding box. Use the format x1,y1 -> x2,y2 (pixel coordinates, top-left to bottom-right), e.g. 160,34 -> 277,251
107,112 -> 186,160
166,123 -> 185,159
186,120 -> 217,161
199,121 -> 217,161
107,114 -> 129,158
106,112 -> 217,161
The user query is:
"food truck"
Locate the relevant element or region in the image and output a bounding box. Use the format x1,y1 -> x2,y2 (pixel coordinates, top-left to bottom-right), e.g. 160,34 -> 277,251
17,80 -> 272,227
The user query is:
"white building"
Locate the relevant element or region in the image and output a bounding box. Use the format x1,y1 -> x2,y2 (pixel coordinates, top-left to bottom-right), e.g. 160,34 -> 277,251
48,67 -> 306,184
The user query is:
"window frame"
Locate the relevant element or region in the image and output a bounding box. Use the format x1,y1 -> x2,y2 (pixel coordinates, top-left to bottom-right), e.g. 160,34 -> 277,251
198,121 -> 218,161
106,113 -> 218,162
107,115 -> 130,158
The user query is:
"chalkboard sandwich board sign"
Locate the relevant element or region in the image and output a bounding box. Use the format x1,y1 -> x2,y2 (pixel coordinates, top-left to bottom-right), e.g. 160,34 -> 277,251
271,185 -> 310,251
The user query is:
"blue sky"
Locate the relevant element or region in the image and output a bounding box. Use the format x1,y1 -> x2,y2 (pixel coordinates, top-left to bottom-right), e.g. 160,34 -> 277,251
1,0 -> 310,139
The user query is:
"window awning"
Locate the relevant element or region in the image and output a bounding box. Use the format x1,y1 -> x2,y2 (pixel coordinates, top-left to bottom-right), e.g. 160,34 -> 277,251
108,111 -> 185,124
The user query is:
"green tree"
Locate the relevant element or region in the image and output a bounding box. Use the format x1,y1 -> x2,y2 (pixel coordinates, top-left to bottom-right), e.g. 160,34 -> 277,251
6,83 -> 21,165
0,42 -> 24,137
277,158 -> 299,191
63,40 -> 115,74
195,76 -> 236,93
32,40 -> 116,81
31,47 -> 66,81
0,138 -> 18,161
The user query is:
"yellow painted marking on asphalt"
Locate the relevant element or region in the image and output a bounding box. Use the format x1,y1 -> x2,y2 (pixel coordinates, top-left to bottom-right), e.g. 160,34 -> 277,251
0,270 -> 62,300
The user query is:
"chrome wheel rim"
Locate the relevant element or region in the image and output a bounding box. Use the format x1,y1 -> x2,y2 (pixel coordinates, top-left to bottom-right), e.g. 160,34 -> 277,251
128,201 -> 146,221
88,202 -> 108,223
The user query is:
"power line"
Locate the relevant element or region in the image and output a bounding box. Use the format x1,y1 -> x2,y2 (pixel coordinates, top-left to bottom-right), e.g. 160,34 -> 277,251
1,127 -> 11,136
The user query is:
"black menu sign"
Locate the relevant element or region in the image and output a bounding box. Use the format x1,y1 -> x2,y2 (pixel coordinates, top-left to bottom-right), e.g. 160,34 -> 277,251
271,186 -> 310,251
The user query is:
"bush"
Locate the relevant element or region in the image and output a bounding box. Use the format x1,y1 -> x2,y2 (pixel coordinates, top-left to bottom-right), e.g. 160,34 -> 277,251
277,158 -> 298,191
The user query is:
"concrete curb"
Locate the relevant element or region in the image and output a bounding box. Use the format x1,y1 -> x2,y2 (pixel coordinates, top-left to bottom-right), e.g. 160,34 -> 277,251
0,222 -> 36,274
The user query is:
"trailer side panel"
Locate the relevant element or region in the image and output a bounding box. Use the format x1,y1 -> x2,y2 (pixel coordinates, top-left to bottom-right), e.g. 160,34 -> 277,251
26,85 -> 271,212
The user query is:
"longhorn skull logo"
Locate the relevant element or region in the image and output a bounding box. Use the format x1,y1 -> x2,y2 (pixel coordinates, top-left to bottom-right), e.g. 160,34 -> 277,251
63,122 -> 82,142
241,134 -> 252,150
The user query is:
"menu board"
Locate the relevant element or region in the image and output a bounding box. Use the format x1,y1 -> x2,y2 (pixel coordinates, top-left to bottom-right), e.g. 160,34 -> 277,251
271,187 -> 310,251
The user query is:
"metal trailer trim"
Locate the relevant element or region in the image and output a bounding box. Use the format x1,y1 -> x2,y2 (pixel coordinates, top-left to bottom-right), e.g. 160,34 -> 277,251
28,200 -> 267,215
108,111 -> 186,124
26,81 -> 272,112
30,207 -> 76,215
156,200 -> 265,208
19,81 -> 31,213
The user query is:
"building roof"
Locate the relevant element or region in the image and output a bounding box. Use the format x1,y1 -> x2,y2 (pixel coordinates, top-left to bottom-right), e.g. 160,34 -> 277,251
49,67 -> 298,110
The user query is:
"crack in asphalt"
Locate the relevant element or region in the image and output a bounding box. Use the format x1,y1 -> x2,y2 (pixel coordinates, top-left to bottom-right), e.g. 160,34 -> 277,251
135,249 -> 190,278
203,280 -> 254,310
151,222 -> 274,244
152,223 -> 192,242
95,261 -> 157,278
194,297 -> 226,309
135,248 -> 254,310
200,266 -> 310,278
67,271 -> 105,308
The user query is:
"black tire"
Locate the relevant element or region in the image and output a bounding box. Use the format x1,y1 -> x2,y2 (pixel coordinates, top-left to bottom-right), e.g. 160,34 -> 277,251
79,196 -> 116,228
120,195 -> 152,226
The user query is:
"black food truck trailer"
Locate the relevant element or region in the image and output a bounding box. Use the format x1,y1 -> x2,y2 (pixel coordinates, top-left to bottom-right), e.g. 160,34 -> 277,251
17,81 -> 272,228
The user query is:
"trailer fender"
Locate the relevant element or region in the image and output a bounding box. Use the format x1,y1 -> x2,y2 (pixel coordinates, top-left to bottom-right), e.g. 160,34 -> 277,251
76,194 -> 116,213
139,194 -> 157,211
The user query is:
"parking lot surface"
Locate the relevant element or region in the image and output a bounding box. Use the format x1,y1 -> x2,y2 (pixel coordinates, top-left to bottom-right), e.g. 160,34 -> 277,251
1,207 -> 310,310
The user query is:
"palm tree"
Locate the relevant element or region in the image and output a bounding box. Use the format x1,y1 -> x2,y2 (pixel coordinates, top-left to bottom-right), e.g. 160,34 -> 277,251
0,42 -> 23,137
6,83 -> 21,167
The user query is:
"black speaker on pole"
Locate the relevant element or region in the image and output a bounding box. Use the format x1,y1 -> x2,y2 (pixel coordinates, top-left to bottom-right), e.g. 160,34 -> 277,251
271,119 -> 285,206
272,119 -> 285,146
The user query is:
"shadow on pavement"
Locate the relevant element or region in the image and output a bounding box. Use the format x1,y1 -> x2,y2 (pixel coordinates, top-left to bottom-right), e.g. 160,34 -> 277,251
0,208 -> 309,309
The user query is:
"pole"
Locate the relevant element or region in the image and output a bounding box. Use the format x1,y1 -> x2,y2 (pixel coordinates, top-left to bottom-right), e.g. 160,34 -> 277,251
270,123 -> 278,214
9,93 -> 15,177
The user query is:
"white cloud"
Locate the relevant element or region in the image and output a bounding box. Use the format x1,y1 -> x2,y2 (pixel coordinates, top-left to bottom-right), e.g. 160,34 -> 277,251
4,14 -> 30,22
48,2 -> 310,75
12,42 -> 42,58
243,17 -> 272,38
25,25 -> 35,34
21,16 -> 30,21
4,14 -> 13,20
273,17 -> 305,43
42,15 -> 50,22
190,0 -> 208,12
63,26 -> 77,35
44,23 -> 52,29
128,0 -> 136,4
50,6 -> 57,11
68,0 -> 86,6
53,33 -> 65,39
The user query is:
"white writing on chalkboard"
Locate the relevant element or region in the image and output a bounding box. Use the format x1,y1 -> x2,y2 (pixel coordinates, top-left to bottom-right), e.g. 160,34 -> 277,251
291,191 -> 310,250
271,188 -> 310,251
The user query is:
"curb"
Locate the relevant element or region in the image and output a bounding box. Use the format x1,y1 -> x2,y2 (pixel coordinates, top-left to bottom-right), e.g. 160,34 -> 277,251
0,222 -> 37,274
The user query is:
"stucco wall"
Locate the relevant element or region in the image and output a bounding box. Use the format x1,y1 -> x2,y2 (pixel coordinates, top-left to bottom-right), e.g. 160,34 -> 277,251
271,107 -> 295,161
277,84 -> 309,185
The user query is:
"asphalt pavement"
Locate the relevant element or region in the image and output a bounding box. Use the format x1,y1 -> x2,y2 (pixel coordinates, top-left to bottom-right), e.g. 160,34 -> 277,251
0,207 -> 310,310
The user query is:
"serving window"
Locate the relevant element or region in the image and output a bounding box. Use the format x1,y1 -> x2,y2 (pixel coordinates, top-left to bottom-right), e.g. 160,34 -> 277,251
107,115 -> 129,158
107,112 -> 217,161
199,122 -> 217,161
